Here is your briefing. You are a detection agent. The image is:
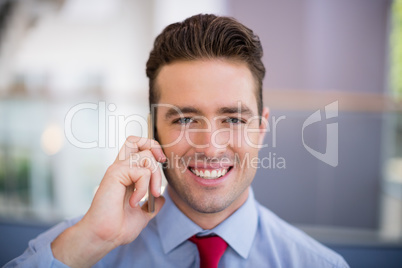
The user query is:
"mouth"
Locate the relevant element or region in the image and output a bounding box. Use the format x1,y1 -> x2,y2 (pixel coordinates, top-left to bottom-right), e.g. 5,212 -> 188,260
188,167 -> 232,179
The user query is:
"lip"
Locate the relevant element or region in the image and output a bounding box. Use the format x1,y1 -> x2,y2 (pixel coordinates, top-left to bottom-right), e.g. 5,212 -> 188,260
185,166 -> 233,187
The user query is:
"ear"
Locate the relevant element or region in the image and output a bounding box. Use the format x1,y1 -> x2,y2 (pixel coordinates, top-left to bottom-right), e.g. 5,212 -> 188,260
258,107 -> 270,147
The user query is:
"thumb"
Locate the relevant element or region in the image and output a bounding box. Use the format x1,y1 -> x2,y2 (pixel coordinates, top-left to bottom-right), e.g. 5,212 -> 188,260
141,196 -> 165,219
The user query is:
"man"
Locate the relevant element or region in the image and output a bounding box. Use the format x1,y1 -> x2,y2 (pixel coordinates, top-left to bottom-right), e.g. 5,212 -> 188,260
6,14 -> 349,267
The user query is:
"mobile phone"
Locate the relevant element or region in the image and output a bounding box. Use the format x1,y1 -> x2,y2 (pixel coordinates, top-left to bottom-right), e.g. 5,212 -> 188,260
147,113 -> 155,213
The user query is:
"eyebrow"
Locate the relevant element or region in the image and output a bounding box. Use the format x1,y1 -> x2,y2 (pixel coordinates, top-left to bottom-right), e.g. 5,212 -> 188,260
217,105 -> 254,117
164,106 -> 203,120
164,104 -> 255,120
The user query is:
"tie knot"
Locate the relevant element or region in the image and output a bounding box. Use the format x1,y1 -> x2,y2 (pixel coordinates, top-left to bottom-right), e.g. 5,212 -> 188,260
189,235 -> 228,268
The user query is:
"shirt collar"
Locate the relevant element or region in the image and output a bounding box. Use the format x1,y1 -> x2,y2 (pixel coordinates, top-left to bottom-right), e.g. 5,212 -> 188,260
156,190 -> 202,254
156,187 -> 258,259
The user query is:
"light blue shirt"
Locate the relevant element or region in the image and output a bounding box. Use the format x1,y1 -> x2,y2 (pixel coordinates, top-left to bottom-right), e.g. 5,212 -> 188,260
5,189 -> 349,267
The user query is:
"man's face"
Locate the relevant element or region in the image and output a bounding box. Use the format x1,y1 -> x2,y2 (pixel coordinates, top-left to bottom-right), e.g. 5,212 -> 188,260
155,59 -> 268,214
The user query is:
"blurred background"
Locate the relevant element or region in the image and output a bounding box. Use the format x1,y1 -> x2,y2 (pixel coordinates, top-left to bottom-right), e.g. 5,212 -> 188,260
0,0 -> 401,266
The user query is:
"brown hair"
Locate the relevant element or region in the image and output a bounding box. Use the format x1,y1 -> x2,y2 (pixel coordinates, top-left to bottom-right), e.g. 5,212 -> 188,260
146,14 -> 265,116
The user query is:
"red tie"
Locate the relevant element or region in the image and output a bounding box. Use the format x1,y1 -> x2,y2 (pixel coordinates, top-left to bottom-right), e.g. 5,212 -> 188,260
189,235 -> 228,268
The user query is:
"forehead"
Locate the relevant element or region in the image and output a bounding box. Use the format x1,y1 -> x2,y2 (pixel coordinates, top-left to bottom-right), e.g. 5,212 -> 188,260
155,59 -> 258,114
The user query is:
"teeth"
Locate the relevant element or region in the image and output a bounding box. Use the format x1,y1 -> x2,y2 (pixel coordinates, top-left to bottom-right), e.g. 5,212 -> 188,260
190,168 -> 229,179
211,170 -> 217,177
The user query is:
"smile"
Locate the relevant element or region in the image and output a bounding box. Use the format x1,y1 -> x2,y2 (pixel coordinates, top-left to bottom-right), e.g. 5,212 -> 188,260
189,168 -> 229,179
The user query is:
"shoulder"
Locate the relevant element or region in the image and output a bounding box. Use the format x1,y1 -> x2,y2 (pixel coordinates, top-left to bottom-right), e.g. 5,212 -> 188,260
255,203 -> 349,268
4,217 -> 82,267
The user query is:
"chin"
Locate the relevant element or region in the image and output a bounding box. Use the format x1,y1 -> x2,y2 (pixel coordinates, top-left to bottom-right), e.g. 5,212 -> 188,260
187,196 -> 232,214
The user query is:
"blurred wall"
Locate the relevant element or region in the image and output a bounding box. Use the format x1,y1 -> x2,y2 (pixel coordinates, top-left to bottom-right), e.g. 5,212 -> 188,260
230,0 -> 389,93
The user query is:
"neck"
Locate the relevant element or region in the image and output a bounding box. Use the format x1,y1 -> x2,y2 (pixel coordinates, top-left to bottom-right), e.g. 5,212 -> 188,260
167,186 -> 249,230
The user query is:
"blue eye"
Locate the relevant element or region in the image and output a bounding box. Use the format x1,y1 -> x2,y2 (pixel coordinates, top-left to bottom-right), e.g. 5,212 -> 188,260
176,117 -> 194,124
225,118 -> 244,124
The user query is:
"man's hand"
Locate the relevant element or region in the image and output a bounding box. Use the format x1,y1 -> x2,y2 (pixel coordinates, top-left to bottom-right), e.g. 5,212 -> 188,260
51,136 -> 166,267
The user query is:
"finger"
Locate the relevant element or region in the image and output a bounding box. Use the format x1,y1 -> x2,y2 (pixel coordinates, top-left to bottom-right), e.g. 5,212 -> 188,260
127,150 -> 163,198
128,167 -> 151,208
149,163 -> 162,198
137,137 -> 166,162
116,136 -> 166,162
116,137 -> 139,162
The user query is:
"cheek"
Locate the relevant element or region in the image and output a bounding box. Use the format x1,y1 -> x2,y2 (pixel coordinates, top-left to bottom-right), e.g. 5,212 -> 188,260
232,128 -> 261,163
157,126 -> 186,151
234,126 -> 260,149
160,134 -> 189,162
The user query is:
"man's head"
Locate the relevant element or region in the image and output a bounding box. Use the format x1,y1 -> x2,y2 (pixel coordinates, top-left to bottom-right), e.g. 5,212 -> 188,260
145,14 -> 269,224
147,14 -> 265,117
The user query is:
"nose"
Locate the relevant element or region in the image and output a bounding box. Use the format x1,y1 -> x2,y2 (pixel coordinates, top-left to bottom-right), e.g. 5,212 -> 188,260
188,120 -> 229,158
